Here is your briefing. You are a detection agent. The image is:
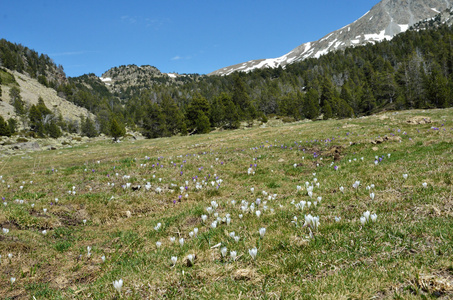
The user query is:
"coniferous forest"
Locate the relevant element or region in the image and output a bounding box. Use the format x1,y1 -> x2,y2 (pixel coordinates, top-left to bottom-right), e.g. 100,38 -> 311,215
1,19 -> 453,139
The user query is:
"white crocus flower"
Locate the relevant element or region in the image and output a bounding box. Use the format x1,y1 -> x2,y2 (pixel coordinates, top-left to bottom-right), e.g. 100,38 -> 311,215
201,215 -> 208,223
113,279 -> 123,294
220,247 -> 227,258
363,211 -> 371,221
360,216 -> 367,225
248,248 -> 258,260
187,254 -> 194,265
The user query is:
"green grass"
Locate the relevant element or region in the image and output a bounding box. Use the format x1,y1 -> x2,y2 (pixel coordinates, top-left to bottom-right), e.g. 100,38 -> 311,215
1,108 -> 453,299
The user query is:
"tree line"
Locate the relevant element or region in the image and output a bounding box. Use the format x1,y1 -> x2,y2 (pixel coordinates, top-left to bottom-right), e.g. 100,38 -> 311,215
1,19 -> 453,139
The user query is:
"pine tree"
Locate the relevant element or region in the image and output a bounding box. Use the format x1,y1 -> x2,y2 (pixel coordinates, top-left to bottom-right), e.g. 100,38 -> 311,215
304,89 -> 320,120
143,103 -> 167,138
360,84 -> 377,114
194,112 -> 211,134
7,118 -> 16,135
9,86 -> 26,115
424,64 -> 449,108
81,116 -> 98,137
232,74 -> 253,120
336,99 -> 354,119
186,94 -> 211,134
322,102 -> 333,120
45,121 -> 62,138
0,115 -> 11,137
109,118 -> 126,141
210,93 -> 227,127
223,96 -> 240,129
161,95 -> 185,135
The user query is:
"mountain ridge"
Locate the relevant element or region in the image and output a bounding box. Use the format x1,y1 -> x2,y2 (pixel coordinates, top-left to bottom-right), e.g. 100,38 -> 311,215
209,0 -> 453,76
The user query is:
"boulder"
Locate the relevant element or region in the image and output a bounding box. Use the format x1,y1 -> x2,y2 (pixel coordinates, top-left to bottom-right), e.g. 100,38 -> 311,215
12,142 -> 40,151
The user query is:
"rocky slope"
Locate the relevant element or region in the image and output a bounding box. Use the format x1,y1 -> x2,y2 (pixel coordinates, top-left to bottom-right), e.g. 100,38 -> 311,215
209,0 -> 453,76
99,64 -> 195,97
0,69 -> 94,123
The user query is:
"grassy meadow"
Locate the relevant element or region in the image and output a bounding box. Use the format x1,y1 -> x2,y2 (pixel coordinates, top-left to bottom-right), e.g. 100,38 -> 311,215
1,108 -> 452,299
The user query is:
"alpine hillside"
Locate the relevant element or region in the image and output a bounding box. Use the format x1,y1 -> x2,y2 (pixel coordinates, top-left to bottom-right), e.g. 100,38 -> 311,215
209,0 -> 453,76
99,65 -> 199,100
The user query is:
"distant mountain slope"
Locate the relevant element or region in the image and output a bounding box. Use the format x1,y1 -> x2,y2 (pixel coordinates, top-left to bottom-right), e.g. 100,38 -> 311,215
209,0 -> 453,76
99,64 -> 198,99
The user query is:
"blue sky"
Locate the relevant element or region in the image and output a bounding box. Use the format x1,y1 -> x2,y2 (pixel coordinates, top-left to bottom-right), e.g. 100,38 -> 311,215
1,0 -> 380,77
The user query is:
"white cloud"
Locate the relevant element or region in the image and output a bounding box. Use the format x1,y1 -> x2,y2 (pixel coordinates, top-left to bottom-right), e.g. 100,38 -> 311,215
171,56 -> 182,60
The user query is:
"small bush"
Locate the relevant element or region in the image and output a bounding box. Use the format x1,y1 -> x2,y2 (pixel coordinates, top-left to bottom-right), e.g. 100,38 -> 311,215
16,137 -> 29,143
282,116 -> 295,123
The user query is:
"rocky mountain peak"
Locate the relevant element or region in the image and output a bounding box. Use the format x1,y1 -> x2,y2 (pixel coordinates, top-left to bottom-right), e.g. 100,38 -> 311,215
209,0 -> 453,76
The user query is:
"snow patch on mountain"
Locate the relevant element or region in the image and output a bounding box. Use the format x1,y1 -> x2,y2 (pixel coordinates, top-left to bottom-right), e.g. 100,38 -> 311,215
209,0 -> 453,76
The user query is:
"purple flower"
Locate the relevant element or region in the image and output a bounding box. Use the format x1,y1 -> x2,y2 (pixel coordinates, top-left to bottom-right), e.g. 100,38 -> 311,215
334,166 -> 338,171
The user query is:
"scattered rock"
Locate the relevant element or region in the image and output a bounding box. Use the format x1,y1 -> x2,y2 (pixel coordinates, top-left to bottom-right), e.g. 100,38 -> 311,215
371,136 -> 402,144
234,268 -> 255,281
12,142 -> 40,151
407,116 -> 432,124
342,124 -> 358,128
372,147 -> 379,151
322,145 -> 344,161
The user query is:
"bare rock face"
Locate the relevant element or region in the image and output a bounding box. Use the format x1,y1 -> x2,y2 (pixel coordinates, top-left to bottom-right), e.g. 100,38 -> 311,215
210,0 -> 453,76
